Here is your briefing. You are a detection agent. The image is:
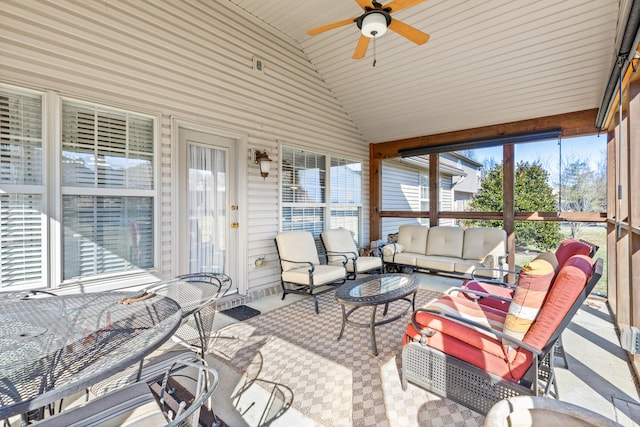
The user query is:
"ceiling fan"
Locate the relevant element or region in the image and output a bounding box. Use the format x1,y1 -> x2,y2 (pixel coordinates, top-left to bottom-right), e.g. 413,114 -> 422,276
307,0 -> 430,60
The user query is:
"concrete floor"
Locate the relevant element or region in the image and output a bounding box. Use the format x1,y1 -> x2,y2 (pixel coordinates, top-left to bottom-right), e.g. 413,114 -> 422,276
206,273 -> 640,426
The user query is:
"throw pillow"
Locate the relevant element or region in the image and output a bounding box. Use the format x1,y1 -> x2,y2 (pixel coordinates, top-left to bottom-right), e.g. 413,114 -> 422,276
382,243 -> 404,257
482,254 -> 496,269
555,239 -> 591,266
502,252 -> 557,360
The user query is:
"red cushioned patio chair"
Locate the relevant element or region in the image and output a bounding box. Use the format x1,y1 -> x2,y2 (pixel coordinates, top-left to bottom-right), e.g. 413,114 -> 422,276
460,238 -> 597,312
401,255 -> 602,415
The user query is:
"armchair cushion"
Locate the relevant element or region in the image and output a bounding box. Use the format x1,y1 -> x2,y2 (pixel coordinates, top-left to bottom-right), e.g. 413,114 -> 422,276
405,296 -> 534,380
282,264 -> 347,286
523,255 -> 593,350
502,252 -> 557,356
345,256 -> 382,273
321,229 -> 357,263
276,231 -> 321,271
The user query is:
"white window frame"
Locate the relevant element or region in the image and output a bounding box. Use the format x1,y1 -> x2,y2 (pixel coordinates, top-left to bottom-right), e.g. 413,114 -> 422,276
279,144 -> 363,245
1,84 -> 161,292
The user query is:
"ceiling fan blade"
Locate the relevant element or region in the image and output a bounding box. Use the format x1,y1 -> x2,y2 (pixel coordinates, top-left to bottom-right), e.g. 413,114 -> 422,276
354,0 -> 373,9
388,19 -> 430,45
308,17 -> 357,36
383,0 -> 428,13
353,35 -> 370,59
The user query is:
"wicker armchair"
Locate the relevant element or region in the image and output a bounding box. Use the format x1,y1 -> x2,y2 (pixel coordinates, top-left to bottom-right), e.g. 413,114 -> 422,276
402,255 -> 602,415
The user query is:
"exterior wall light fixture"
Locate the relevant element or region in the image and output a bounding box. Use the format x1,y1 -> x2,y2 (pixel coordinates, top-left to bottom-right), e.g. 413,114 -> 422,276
254,150 -> 272,179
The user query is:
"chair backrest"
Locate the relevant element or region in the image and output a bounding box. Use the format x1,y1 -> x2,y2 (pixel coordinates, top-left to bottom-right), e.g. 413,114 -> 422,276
275,231 -> 321,272
36,360 -> 218,427
148,273 -> 231,355
161,361 -> 219,427
321,229 -> 358,262
523,255 -> 602,354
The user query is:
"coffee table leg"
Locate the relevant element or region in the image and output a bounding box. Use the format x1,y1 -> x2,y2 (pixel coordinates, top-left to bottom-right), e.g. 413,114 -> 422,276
370,305 -> 378,356
338,304 -> 347,341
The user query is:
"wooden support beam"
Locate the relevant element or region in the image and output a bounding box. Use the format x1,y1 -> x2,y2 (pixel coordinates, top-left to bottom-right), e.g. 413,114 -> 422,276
371,109 -> 599,160
503,145 -> 516,278
429,154 -> 439,226
370,144 -> 382,242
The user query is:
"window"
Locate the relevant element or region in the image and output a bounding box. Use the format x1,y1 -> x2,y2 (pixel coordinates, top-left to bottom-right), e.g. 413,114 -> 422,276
281,146 -> 362,244
0,86 -> 157,289
330,157 -> 362,243
61,102 -> 155,280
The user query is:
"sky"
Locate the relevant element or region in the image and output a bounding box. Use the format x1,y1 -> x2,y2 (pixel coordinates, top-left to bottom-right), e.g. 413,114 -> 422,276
467,134 -> 607,185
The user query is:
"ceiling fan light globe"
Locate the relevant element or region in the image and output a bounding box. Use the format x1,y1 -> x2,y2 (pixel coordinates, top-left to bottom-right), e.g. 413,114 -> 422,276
361,12 -> 388,38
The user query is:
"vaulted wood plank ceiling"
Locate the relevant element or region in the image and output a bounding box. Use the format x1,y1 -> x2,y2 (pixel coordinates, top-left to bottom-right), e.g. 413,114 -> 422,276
228,0 -> 622,143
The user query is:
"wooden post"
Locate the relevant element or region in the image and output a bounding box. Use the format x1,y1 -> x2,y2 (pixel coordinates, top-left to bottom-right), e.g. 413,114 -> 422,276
429,154 -> 439,226
503,145 -> 516,280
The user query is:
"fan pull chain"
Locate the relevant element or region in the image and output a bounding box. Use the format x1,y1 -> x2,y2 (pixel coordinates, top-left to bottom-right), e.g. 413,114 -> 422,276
372,36 -> 377,67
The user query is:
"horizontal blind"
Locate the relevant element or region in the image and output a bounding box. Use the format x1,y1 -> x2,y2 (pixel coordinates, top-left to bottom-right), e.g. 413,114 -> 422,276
0,89 -> 44,289
63,196 -> 153,280
0,194 -> 44,287
61,102 -> 153,190
61,100 -> 155,281
330,158 -> 361,204
0,90 -> 43,186
281,147 -> 326,204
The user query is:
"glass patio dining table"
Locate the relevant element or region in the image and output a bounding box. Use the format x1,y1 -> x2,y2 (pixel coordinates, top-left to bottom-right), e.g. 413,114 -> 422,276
0,290 -> 182,421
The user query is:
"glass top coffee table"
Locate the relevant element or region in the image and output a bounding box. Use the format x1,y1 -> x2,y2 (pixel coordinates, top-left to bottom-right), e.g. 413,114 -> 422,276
335,273 -> 420,356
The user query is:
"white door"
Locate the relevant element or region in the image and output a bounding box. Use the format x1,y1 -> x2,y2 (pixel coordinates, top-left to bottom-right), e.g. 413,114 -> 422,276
178,128 -> 240,293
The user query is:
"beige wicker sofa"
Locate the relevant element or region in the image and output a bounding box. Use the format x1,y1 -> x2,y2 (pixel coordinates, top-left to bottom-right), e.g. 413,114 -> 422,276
382,225 -> 507,279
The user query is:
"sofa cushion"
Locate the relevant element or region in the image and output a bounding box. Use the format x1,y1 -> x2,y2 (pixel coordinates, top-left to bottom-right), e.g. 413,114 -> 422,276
425,226 -> 464,258
462,227 -> 507,261
555,239 -> 592,266
416,255 -> 459,273
502,252 -> 557,357
397,224 -> 429,254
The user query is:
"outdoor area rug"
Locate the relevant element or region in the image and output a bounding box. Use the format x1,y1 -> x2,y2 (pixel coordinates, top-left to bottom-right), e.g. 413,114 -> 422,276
208,289 -> 484,426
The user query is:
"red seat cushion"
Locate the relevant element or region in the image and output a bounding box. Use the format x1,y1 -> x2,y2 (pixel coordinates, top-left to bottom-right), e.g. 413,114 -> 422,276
463,280 -> 514,311
404,295 -> 534,381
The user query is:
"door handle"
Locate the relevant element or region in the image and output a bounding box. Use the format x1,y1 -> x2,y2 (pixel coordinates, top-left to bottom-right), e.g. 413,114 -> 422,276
231,223 -> 239,229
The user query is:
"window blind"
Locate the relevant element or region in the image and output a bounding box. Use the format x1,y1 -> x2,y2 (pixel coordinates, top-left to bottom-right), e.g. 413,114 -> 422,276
61,101 -> 154,280
0,90 -> 44,288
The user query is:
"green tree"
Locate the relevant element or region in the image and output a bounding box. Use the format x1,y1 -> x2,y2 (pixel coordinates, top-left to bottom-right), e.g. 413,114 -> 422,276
465,161 -> 561,251
559,155 -> 606,238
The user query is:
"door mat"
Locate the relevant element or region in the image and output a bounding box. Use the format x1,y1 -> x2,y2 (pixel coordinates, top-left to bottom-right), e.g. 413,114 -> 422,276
221,305 -> 261,321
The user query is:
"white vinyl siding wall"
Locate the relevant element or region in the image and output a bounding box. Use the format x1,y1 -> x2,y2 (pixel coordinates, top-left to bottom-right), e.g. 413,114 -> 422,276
439,176 -> 455,226
1,0 -> 369,292
381,161 -> 421,239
